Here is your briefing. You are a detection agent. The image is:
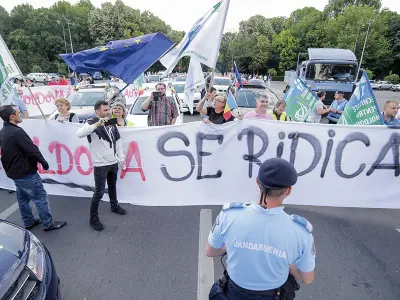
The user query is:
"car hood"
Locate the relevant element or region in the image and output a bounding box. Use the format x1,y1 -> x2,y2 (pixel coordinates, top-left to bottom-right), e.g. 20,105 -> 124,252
0,221 -> 28,299
176,92 -> 201,99
49,106 -> 95,122
126,115 -> 148,127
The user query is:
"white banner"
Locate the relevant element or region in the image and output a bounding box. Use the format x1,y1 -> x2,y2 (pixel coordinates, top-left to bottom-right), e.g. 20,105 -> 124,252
0,34 -> 20,106
0,119 -> 399,208
19,84 -> 139,117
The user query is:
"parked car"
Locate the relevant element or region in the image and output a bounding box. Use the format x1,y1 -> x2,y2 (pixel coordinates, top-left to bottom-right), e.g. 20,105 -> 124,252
391,84 -> 400,92
48,84 -> 126,123
371,81 -> 393,90
171,82 -> 201,113
248,79 -> 267,88
213,77 -> 232,95
93,72 -> 103,80
0,219 -> 61,300
26,73 -> 49,84
235,86 -> 279,116
47,73 -> 60,81
126,90 -> 184,127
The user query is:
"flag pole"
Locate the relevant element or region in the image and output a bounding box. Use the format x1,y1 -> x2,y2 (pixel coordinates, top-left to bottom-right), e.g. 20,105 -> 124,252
0,35 -> 46,120
208,0 -> 230,93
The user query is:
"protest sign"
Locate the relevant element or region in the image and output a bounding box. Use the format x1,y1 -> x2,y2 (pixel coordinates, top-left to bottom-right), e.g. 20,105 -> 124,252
285,78 -> 318,122
0,119 -> 398,209
338,71 -> 384,125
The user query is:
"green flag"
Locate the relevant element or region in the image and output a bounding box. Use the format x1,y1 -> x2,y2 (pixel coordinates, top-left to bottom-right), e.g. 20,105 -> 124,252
284,78 -> 318,122
338,71 -> 384,125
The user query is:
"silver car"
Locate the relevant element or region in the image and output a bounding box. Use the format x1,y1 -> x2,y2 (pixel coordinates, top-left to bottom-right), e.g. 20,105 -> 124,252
371,81 -> 393,90
391,84 -> 400,92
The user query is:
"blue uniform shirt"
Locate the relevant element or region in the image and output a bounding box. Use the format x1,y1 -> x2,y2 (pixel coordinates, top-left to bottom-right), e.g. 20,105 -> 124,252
327,99 -> 348,122
208,202 -> 316,291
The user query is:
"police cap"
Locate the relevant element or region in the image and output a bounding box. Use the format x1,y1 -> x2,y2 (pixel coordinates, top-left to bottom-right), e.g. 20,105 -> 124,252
335,90 -> 344,95
257,158 -> 298,190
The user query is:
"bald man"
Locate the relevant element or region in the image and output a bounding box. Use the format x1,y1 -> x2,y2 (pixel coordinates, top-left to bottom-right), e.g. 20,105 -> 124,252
382,100 -> 400,127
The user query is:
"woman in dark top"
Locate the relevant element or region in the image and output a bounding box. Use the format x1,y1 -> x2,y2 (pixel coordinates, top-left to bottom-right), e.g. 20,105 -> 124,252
199,95 -> 234,124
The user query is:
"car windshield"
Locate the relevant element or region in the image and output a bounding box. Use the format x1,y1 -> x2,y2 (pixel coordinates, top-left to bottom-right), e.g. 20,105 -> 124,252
236,90 -> 257,108
172,84 -> 185,93
214,78 -> 231,86
249,79 -> 264,85
306,63 -> 357,82
130,96 -> 175,115
68,92 -> 104,106
148,75 -> 160,82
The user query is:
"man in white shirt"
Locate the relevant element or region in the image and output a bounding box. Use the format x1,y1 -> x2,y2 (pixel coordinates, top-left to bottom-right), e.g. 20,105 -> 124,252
307,91 -> 331,123
77,100 -> 126,231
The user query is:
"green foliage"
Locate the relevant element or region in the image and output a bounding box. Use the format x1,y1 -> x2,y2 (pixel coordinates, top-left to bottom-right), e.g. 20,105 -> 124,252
384,74 -> 399,84
365,69 -> 374,79
32,65 -> 42,72
268,68 -> 277,76
0,0 -> 398,77
56,62 -> 68,75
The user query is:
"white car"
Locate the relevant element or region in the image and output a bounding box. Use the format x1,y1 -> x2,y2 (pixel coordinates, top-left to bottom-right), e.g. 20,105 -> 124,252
26,73 -> 49,83
371,81 -> 393,90
171,82 -> 201,113
142,75 -> 171,91
213,77 -> 233,95
126,90 -> 184,127
390,84 -> 400,92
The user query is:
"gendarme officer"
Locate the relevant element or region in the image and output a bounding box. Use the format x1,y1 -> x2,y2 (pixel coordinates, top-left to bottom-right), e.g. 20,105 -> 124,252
206,158 -> 316,299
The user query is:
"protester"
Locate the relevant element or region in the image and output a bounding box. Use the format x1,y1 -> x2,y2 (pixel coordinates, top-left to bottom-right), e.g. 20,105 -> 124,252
76,100 -> 127,231
198,87 -> 217,118
12,78 -> 29,119
48,77 -> 58,86
327,91 -> 348,124
0,105 -> 66,231
207,158 -> 315,299
141,83 -> 179,126
382,100 -> 400,127
307,91 -> 331,123
244,94 -> 273,120
58,75 -> 69,85
111,101 -> 134,127
51,98 -> 79,123
270,100 -> 288,121
197,95 -> 234,124
88,76 -> 95,84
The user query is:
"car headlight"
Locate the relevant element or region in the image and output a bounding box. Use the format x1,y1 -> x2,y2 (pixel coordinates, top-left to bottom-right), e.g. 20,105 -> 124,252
27,233 -> 45,281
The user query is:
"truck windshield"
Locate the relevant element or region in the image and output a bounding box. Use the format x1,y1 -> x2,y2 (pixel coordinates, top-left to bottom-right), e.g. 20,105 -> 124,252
306,64 -> 357,82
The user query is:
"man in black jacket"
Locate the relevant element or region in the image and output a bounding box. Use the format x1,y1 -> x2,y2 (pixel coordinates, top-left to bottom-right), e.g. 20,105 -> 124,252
0,105 -> 66,231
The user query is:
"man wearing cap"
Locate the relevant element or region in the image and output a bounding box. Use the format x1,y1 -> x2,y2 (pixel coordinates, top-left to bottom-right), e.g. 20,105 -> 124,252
327,91 -> 348,124
206,158 -> 315,300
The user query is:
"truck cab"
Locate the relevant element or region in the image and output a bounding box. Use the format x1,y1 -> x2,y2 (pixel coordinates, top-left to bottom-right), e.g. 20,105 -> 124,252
285,48 -> 358,105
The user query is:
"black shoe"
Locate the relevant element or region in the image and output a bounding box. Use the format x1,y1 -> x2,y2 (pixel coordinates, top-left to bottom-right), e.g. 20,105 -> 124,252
44,221 -> 67,232
25,218 -> 41,230
90,219 -> 104,231
111,205 -> 126,215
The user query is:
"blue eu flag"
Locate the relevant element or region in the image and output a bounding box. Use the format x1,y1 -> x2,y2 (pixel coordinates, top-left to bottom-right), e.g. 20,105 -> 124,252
60,32 -> 173,84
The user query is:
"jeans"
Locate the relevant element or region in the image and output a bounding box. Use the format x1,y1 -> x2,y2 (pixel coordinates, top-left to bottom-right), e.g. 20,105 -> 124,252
90,163 -> 119,221
209,280 -> 276,300
13,172 -> 53,228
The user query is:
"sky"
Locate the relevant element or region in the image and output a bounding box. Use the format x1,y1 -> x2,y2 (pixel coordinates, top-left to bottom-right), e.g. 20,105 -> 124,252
2,0 -> 400,32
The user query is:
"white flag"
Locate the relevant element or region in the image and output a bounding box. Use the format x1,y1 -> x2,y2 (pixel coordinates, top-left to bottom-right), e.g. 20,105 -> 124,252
160,0 -> 230,77
183,58 -> 205,114
0,35 -> 20,106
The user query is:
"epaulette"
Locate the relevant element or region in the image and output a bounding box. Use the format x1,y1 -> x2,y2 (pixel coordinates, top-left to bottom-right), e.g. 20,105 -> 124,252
290,214 -> 313,233
222,202 -> 246,211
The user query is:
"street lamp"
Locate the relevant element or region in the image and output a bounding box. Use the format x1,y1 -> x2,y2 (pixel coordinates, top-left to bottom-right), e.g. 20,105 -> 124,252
62,15 -> 74,53
56,20 -> 68,54
357,21 -> 372,78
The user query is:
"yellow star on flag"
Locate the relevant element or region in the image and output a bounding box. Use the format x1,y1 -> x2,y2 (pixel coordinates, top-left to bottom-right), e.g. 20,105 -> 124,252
99,46 -> 108,51
134,39 -> 142,45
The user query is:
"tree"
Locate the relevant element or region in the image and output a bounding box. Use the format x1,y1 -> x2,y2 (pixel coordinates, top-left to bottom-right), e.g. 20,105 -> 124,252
365,68 -> 374,79
325,0 -> 382,18
267,17 -> 286,35
268,68 -> 277,76
384,74 -> 399,84
273,29 -> 300,72
32,65 -> 42,72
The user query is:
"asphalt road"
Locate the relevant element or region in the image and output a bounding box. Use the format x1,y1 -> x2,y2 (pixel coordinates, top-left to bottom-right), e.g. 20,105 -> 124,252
1,81 -> 400,299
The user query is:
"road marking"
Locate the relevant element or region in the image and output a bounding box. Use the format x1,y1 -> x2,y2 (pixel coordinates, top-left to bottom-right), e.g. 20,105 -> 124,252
0,202 -> 19,220
197,209 -> 214,300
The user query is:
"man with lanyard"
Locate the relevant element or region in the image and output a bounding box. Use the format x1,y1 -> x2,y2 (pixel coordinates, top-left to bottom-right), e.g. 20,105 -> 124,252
141,83 -> 178,126
244,94 -> 273,120
327,91 -> 348,124
382,100 -> 400,128
207,158 -> 315,299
